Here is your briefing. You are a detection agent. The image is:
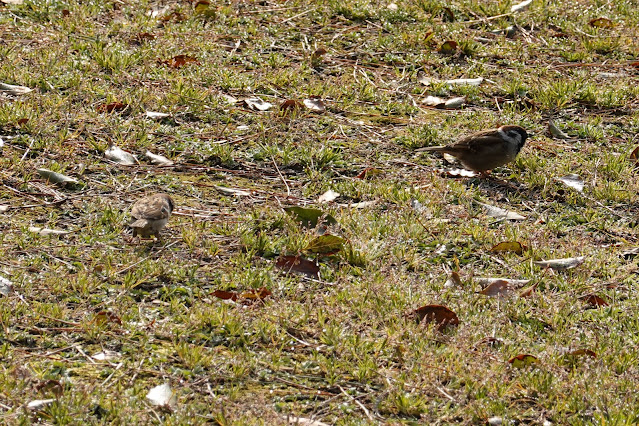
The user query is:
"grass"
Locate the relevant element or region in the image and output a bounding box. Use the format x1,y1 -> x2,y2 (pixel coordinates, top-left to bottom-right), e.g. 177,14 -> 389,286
1,0 -> 639,423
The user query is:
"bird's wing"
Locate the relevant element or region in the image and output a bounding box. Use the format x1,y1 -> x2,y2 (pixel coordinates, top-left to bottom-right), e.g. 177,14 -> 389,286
132,197 -> 171,220
451,134 -> 504,156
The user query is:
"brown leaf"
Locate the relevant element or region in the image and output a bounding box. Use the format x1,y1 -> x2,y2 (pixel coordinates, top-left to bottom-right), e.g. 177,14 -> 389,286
439,40 -> 458,54
479,280 -> 514,297
97,102 -> 127,113
94,311 -> 122,326
303,97 -> 326,112
566,349 -> 596,358
490,241 -> 525,255
213,287 -> 271,304
519,283 -> 538,298
412,304 -> 459,331
579,294 -> 609,308
444,271 -> 462,288
275,255 -> 320,279
355,167 -> 383,179
194,0 -> 210,13
508,354 -> 538,368
159,55 -> 200,68
630,146 -> 639,166
280,99 -> 303,114
16,118 -> 29,125
589,17 -> 615,28
311,47 -> 327,62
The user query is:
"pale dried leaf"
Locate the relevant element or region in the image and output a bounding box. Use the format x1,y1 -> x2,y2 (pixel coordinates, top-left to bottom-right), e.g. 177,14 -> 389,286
422,95 -> 446,106
534,256 -> 585,270
27,399 -> 56,411
146,383 -> 177,408
479,279 -> 515,297
145,150 -> 174,166
303,98 -> 326,112
386,3 -> 398,11
477,202 -> 525,221
443,77 -> 483,86
444,271 -> 462,288
548,120 -> 570,139
338,200 -> 376,209
0,82 -> 32,95
286,416 -> 330,426
105,146 -> 137,165
0,205 -> 8,213
318,189 -> 340,203
443,96 -> 466,109
92,350 -> 121,361
1,0 -> 25,4
244,97 -> 273,111
215,185 -> 251,196
557,174 -> 584,192
28,227 -> 71,236
147,4 -> 170,17
511,0 -> 533,13
145,111 -> 170,119
221,94 -> 238,104
475,277 -> 530,287
417,73 -> 437,85
0,275 -> 13,296
36,168 -> 79,187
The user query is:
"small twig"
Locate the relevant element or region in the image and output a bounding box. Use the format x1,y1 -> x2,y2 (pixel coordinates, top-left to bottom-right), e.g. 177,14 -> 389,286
338,386 -> 375,422
271,157 -> 291,196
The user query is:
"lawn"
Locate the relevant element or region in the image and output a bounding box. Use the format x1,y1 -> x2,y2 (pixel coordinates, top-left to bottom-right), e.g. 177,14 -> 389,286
1,0 -> 639,423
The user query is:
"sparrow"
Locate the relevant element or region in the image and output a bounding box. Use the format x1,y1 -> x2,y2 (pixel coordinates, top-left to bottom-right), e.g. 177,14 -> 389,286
417,125 -> 529,175
129,193 -> 174,239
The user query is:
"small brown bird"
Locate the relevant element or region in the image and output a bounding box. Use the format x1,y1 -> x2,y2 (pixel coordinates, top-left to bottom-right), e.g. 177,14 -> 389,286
129,193 -> 174,239
417,125 -> 529,175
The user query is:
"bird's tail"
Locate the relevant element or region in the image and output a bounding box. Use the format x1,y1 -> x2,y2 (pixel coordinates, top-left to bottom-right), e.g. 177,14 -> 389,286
415,146 -> 447,152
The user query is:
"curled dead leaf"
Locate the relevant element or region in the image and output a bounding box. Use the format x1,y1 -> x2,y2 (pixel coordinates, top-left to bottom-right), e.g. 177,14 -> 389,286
479,280 -> 515,297
244,97 -> 273,111
439,40 -> 458,54
97,102 -> 127,113
212,287 -> 271,305
490,241 -> 525,255
589,17 -> 615,28
508,354 -> 538,368
411,304 -> 459,331
579,294 -> 609,308
557,174 -> 584,192
444,271 -> 462,288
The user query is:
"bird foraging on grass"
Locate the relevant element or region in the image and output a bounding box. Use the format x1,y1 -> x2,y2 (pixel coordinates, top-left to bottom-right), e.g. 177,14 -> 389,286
417,125 -> 529,176
129,193 -> 174,239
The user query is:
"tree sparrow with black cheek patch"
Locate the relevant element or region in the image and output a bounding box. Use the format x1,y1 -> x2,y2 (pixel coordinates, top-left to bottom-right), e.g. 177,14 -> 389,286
417,125 -> 529,175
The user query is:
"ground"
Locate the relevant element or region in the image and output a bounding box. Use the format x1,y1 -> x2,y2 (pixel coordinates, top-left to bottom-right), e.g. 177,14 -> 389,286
1,0 -> 639,424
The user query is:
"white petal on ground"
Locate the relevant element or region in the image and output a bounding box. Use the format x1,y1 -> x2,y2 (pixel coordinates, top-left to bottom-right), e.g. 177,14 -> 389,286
92,350 -> 121,361
145,111 -> 170,119
318,189 -> 340,203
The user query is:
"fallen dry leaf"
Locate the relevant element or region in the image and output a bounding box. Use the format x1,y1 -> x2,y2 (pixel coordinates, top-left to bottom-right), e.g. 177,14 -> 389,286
36,168 -> 80,187
159,55 -> 199,68
444,271 -> 462,288
0,82 -> 32,95
28,227 -> 71,236
146,383 -> 177,409
534,256 -> 584,270
0,275 -> 13,296
439,40 -> 458,54
510,0 -> 533,13
318,189 -> 340,203
589,17 -> 615,28
244,97 -> 273,111
97,102 -> 127,113
215,186 -> 251,197
145,111 -> 170,119
212,287 -> 271,304
275,255 -> 320,279
490,241 -> 525,255
479,280 -> 515,297
548,120 -> 570,139
579,294 -> 609,308
355,167 -> 383,179
411,304 -> 460,331
477,202 -> 525,221
557,174 -> 584,192
303,97 -> 326,112
105,146 -> 137,165
145,150 -> 174,166
508,354 -> 538,368
304,235 -> 345,255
